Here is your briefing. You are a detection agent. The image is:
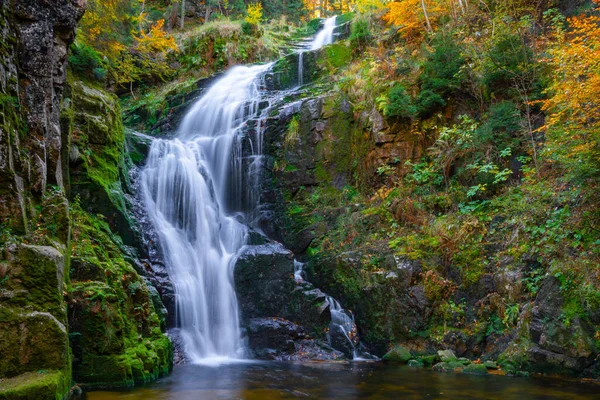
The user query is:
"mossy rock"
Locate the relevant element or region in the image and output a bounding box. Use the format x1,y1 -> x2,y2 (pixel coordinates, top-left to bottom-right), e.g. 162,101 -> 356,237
0,371 -> 68,400
463,363 -> 489,375
484,360 -> 499,370
432,361 -> 464,373
457,357 -> 471,366
382,345 -> 412,363
317,42 -> 352,71
419,354 -> 440,366
408,359 -> 424,367
437,349 -> 457,362
68,208 -> 173,389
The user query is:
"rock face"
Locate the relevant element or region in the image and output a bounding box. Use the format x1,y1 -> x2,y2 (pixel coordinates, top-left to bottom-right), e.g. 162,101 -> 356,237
0,0 -> 85,231
0,245 -> 71,396
497,277 -> 598,377
0,1 -> 173,396
252,43 -> 600,378
234,241 -> 339,359
246,317 -> 344,361
0,1 -> 84,397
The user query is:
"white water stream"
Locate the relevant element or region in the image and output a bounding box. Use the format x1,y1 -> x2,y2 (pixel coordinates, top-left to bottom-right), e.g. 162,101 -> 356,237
297,16 -> 337,87
310,16 -> 337,50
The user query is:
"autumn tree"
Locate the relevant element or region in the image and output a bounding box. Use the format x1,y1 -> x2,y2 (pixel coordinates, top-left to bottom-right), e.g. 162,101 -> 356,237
245,2 -> 263,25
383,0 -> 450,41
540,13 -> 600,179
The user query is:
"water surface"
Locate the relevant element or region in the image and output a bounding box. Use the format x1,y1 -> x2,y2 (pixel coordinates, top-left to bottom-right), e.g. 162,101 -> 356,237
87,361 -> 599,399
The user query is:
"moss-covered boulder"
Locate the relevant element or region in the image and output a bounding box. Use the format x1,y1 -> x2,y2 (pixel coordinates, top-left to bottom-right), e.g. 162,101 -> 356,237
382,345 -> 412,363
0,371 -> 69,400
65,79 -> 142,249
437,349 -> 457,362
463,363 -> 489,375
0,244 -> 71,397
68,207 -> 172,389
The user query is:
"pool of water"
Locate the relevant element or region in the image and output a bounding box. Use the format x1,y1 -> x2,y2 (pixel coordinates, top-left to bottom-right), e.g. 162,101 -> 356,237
87,361 -> 599,399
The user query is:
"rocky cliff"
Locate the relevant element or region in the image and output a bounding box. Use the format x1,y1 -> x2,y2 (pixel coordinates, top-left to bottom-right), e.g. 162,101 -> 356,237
0,1 -> 171,397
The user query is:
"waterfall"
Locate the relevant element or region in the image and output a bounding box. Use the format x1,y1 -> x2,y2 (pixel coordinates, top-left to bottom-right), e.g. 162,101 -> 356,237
298,51 -> 304,86
327,296 -> 359,358
297,16 -> 337,88
141,64 -> 272,363
310,16 -> 337,50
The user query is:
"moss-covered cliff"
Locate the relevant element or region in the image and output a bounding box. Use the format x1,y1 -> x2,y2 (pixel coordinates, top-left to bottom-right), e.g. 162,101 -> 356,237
0,1 -> 172,396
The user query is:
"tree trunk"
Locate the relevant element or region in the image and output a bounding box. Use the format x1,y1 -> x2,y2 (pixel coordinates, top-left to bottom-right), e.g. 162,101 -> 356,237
180,0 -> 186,29
205,5 -> 211,24
421,0 -> 433,32
139,0 -> 146,31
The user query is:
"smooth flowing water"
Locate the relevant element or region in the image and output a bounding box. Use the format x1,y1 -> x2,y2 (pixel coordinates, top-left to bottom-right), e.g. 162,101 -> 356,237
310,16 -> 337,50
87,362 -> 600,399
327,296 -> 358,358
297,16 -> 337,87
141,64 -> 272,363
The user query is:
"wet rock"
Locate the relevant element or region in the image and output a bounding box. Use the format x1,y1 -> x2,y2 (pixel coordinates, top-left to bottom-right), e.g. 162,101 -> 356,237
432,361 -> 464,373
408,359 -> 424,367
247,318 -> 305,358
484,361 -> 499,370
234,242 -> 295,321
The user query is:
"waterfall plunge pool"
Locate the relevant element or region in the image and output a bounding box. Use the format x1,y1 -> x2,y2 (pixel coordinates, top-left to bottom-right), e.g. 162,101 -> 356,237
86,361 -> 598,399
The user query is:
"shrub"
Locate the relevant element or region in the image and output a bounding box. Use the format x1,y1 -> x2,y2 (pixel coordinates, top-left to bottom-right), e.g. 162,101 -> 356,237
477,100 -> 522,151
483,34 -> 535,97
381,84 -> 416,120
416,37 -> 465,117
350,19 -> 371,45
416,89 -> 446,117
69,43 -> 106,81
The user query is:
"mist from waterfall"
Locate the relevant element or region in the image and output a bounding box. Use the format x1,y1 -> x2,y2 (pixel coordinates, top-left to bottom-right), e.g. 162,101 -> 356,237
141,64 -> 271,364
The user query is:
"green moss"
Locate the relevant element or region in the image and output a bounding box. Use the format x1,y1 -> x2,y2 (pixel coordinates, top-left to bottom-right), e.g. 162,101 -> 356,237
382,345 -> 412,363
317,42 -> 352,71
462,363 -> 488,375
0,371 -> 68,400
69,206 -> 172,389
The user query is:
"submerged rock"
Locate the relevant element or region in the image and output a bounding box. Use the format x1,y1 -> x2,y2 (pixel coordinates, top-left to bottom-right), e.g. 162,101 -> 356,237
463,364 -> 489,375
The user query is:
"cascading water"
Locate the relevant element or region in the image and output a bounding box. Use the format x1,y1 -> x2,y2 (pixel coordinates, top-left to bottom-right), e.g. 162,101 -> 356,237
298,51 -> 304,86
310,16 -> 337,50
141,64 -> 272,363
327,296 -> 359,358
297,16 -> 337,87
141,19 -> 350,365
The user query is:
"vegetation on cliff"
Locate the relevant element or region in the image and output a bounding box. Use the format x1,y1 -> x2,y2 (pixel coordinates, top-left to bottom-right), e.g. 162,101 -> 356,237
263,0 -> 600,378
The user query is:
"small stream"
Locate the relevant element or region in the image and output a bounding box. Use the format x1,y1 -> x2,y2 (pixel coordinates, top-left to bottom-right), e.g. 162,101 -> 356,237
87,362 -> 599,399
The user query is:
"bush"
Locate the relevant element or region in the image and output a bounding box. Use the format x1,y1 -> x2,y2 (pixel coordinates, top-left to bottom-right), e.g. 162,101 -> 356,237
420,37 -> 464,95
69,43 -> 106,81
478,100 -> 522,151
350,19 -> 371,45
382,84 -> 416,120
483,35 -> 534,97
241,21 -> 256,35
417,36 -> 465,117
416,89 -> 446,118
